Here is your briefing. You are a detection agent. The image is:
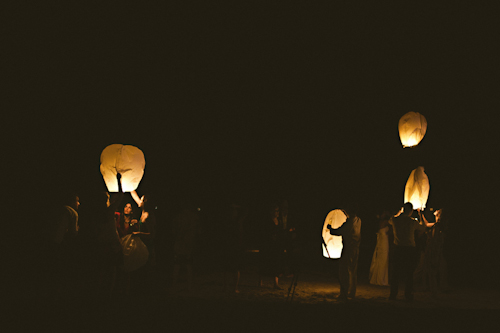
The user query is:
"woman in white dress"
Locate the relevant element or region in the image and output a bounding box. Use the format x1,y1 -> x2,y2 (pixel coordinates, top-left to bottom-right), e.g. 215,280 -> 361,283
369,212 -> 391,286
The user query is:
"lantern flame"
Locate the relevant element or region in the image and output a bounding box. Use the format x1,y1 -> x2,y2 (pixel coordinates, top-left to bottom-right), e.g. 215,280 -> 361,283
321,209 -> 347,259
100,144 -> 145,192
398,112 -> 427,148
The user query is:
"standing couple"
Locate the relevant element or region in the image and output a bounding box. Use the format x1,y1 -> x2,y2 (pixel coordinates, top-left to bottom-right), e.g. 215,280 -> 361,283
369,202 -> 436,301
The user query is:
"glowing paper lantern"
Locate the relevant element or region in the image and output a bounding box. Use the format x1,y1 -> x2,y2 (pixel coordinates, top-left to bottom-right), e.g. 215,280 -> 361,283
322,209 -> 347,259
100,144 -> 145,192
404,166 -> 429,210
398,112 -> 427,148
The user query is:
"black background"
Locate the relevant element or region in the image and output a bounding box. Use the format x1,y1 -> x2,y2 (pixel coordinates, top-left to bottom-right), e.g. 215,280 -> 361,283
5,2 -> 499,285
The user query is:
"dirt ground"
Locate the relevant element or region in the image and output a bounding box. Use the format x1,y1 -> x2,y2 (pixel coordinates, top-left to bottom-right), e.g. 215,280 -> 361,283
141,269 -> 499,332
9,255 -> 499,332
187,269 -> 500,310
9,267 -> 499,333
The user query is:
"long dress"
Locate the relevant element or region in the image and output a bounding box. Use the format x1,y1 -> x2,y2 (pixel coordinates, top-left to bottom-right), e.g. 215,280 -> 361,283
369,226 -> 389,286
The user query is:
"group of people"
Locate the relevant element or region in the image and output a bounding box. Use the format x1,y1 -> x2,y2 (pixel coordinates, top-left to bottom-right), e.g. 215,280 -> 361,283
44,169 -> 447,304
328,202 -> 447,302
326,202 -> 447,302
45,174 -> 156,301
45,186 -> 298,298
367,203 -> 448,301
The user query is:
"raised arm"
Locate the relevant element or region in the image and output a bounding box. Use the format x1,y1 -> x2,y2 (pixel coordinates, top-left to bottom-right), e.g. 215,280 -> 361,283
417,209 -> 435,228
130,190 -> 144,207
327,218 -> 348,236
108,173 -> 124,211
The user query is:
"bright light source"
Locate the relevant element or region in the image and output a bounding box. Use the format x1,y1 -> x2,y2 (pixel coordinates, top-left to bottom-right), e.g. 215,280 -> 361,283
404,166 -> 430,210
100,144 -> 145,192
398,112 -> 427,148
321,209 -> 347,259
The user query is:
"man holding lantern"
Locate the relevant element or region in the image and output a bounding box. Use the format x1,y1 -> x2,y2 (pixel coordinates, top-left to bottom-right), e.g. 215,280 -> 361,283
388,202 -> 435,301
327,206 -> 362,301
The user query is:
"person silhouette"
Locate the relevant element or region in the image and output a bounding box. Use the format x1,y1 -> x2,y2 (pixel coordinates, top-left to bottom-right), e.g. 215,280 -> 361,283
388,202 -> 435,301
327,206 -> 361,301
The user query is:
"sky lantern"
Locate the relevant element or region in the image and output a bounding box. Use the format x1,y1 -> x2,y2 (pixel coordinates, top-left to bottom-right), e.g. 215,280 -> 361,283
322,209 -> 347,259
398,112 -> 427,148
100,144 -> 145,192
404,166 -> 430,210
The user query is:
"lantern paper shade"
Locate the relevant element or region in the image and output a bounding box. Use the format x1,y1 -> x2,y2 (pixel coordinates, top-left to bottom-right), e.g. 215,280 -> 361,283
100,144 -> 145,192
398,112 -> 427,148
322,209 -> 347,259
404,166 -> 429,210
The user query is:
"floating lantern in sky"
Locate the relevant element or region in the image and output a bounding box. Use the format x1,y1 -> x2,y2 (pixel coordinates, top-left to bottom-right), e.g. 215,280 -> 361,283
322,209 -> 347,259
404,166 -> 429,210
398,112 -> 427,148
100,144 -> 145,192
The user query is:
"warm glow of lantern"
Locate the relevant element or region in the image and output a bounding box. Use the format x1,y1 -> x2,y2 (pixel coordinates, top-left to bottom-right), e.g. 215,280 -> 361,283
100,144 -> 145,192
398,112 -> 427,148
322,209 -> 347,259
404,166 -> 429,210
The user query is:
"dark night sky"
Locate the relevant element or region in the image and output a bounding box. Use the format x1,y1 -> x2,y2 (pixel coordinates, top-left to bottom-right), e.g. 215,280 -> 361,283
5,3 -> 499,275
